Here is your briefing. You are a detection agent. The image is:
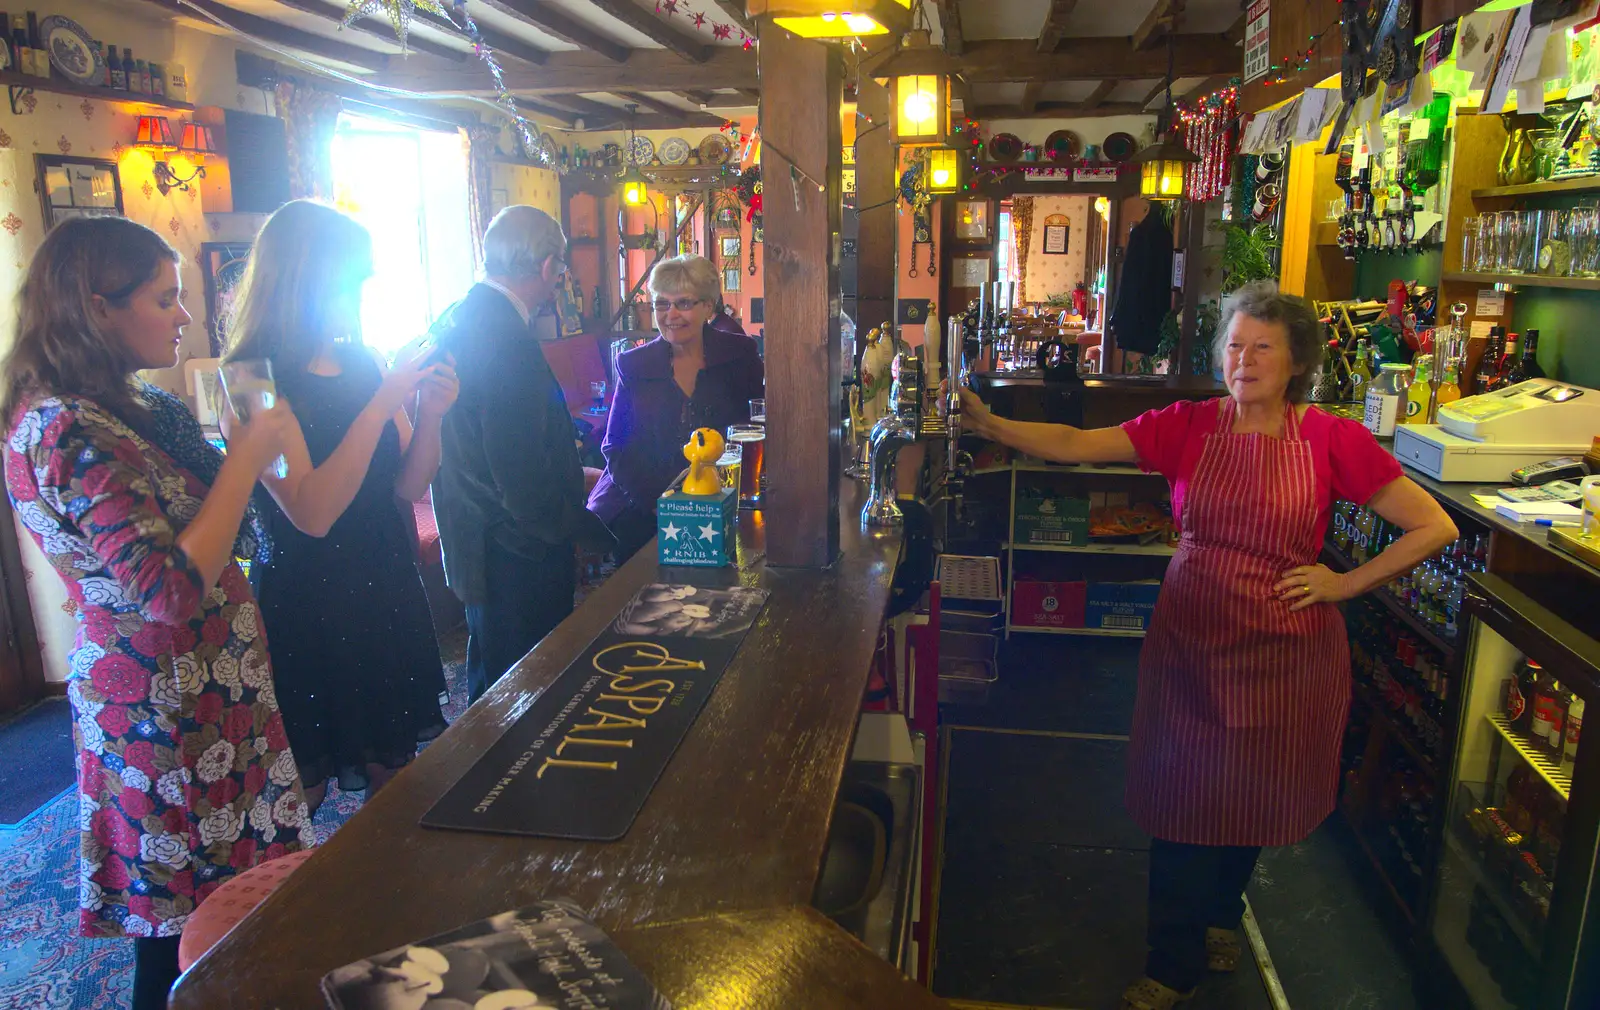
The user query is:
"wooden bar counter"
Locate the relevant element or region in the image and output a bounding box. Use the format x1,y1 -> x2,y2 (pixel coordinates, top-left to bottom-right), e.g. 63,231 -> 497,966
171,481 -> 932,1008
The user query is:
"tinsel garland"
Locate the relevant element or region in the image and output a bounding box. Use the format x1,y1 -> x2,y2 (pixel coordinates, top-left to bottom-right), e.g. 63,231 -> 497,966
1175,88 -> 1239,204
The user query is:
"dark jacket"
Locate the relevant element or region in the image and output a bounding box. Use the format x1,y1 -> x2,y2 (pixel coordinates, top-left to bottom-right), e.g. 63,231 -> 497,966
430,283 -> 586,605
586,325 -> 764,525
1108,210 -> 1174,356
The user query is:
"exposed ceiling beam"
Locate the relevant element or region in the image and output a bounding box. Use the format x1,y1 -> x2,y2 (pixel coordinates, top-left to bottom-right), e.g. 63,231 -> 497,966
139,0 -> 391,72
1132,0 -> 1186,52
617,91 -> 688,116
736,88 -> 760,102
682,89 -> 717,104
1020,81 -> 1044,115
688,92 -> 757,110
474,0 -> 632,63
514,99 -> 577,126
269,0 -> 465,61
971,101 -> 1151,120
376,47 -> 758,94
1080,79 -> 1116,111
407,5 -> 549,64
1185,73 -> 1236,100
934,0 -> 964,57
1036,0 -> 1078,53
874,35 -> 1239,82
582,0 -> 714,62
705,0 -> 754,36
1223,11 -> 1246,45
1141,78 -> 1169,108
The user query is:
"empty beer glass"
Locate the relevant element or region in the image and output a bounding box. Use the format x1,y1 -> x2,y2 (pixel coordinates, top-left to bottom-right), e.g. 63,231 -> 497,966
218,358 -> 290,479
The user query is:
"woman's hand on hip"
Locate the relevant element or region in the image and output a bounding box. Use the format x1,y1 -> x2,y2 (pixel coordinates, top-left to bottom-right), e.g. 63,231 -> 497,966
1274,564 -> 1352,611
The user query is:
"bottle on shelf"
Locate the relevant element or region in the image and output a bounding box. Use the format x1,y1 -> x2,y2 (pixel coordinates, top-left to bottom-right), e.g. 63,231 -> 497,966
1474,327 -> 1506,395
0,11 -> 12,72
1564,696 -> 1584,772
95,40 -> 109,88
11,16 -> 29,77
1492,332 -> 1519,392
1530,667 -> 1561,749
135,58 -> 151,95
149,61 -> 165,99
1506,329 -> 1545,384
24,8 -> 41,77
1405,355 -> 1432,425
123,48 -> 140,94
1435,354 -> 1462,413
107,42 -> 124,90
1350,338 -> 1375,402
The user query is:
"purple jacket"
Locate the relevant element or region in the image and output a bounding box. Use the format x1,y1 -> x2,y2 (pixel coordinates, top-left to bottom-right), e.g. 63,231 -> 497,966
586,324 -> 765,524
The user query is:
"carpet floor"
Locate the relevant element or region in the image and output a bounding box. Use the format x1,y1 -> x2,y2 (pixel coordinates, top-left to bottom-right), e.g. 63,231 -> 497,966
0,699 -> 73,827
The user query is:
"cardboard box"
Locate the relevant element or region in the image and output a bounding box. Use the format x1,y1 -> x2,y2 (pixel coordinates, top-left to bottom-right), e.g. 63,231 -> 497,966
657,479 -> 738,567
1012,580 -> 1087,629
1014,495 -> 1090,546
1085,580 -> 1162,632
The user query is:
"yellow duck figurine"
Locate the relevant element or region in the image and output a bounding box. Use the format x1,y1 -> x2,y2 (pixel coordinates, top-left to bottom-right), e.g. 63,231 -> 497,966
680,427 -> 726,496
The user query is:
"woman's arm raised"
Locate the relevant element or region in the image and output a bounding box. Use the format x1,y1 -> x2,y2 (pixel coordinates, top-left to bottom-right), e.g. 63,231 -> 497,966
958,387 -> 1137,465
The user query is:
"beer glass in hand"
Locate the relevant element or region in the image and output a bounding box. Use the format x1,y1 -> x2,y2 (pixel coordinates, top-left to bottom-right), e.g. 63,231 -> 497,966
219,358 -> 290,478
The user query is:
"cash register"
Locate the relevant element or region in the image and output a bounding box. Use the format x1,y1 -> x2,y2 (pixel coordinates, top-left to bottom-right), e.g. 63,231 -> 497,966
1392,379 -> 1600,482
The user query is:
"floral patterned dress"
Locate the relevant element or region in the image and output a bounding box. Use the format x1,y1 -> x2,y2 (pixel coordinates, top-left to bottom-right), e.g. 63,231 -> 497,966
5,393 -> 314,939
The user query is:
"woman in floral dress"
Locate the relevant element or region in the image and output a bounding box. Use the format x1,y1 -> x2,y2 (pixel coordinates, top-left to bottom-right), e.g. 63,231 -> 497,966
2,218 -> 314,1009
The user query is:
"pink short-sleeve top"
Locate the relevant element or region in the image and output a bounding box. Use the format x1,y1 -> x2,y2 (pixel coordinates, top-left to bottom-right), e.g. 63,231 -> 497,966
1120,397 -> 1404,546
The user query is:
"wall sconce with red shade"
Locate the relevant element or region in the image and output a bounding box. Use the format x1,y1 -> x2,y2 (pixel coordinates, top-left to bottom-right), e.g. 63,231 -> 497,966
134,115 -> 217,195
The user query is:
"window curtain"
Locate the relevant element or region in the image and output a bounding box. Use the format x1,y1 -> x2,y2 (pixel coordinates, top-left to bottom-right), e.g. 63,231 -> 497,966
275,81 -> 342,201
463,124 -> 498,266
1011,196 -> 1035,303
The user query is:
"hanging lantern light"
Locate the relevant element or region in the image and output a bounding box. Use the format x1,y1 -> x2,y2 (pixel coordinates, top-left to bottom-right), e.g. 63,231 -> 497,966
746,0 -> 911,39
927,147 -> 960,194
620,103 -> 650,207
891,73 -> 949,147
1134,35 -> 1201,201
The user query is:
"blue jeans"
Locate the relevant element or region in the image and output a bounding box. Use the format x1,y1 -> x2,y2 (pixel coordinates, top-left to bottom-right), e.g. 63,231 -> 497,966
463,541 -> 575,702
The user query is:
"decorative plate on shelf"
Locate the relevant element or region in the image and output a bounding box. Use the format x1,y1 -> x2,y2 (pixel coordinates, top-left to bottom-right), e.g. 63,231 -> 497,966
39,16 -> 103,87
1043,130 -> 1080,162
987,132 -> 1024,163
659,136 -> 692,166
700,132 -> 733,165
1102,132 -> 1137,162
629,134 -> 655,166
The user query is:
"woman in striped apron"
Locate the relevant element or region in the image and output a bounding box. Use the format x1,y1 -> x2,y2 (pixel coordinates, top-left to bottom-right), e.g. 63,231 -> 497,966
960,281 -> 1458,1009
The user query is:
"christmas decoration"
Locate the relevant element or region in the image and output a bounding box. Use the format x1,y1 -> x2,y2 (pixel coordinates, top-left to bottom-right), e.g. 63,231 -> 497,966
1259,18 -> 1340,87
343,0 -> 446,51
1175,86 -> 1239,203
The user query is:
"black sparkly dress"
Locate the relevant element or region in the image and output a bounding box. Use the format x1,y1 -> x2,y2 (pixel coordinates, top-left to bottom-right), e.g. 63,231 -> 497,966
256,343 -> 446,792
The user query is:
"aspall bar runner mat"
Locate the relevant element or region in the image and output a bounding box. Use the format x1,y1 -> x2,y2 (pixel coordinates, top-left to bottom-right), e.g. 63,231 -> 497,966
422,584 -> 770,840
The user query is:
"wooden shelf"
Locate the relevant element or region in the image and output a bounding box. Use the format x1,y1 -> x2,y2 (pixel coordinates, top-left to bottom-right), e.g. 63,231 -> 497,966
1441,270 -> 1600,292
1486,713 -> 1572,801
2,69 -> 194,112
1471,176 -> 1600,199
1006,541 -> 1176,556
1006,624 -> 1146,638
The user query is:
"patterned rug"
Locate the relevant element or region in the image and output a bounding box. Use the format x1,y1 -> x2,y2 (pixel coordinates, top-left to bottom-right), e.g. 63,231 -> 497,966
0,630 -> 473,1010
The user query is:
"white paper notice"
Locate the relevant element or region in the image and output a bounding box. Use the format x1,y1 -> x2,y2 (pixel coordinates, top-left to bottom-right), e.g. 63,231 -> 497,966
1517,80 -> 1546,114
1516,24 -> 1552,81
1455,10 -> 1511,78
1485,6 -> 1533,114
1469,320 -> 1495,343
1295,89 -> 1332,142
1243,0 -> 1271,85
1475,290 -> 1506,316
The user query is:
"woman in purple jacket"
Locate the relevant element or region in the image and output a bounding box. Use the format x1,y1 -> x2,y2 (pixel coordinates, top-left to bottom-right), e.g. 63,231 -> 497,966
587,255 -> 763,557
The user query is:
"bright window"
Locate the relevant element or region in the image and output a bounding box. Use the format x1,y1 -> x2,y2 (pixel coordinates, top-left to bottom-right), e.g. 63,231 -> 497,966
996,205 -> 1016,283
331,114 -> 474,357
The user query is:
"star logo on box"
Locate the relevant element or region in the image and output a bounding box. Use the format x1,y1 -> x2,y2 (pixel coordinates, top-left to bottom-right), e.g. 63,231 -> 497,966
698,523 -> 719,542
661,522 -> 683,540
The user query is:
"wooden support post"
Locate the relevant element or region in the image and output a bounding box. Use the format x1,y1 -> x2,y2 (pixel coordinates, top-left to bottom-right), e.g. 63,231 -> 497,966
1177,199 -> 1205,376
760,28 -> 843,567
855,77 -> 895,339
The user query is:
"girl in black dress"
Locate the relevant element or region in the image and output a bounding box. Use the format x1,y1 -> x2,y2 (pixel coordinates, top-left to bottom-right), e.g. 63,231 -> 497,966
224,200 -> 460,814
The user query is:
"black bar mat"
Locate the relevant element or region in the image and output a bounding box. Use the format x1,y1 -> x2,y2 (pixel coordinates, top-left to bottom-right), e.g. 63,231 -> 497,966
422,584 -> 768,840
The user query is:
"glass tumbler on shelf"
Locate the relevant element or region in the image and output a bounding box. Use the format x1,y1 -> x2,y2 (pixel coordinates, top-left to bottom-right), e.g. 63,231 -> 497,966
1475,214 -> 1496,273
218,358 -> 290,479
1460,215 -> 1478,273
749,398 -> 765,425
726,423 -> 765,507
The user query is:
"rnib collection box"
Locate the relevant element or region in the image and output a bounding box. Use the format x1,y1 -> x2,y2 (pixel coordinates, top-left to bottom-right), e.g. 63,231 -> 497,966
657,479 -> 737,567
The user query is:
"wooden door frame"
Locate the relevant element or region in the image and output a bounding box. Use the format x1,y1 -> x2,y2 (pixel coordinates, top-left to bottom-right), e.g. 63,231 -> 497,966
0,496 -> 47,713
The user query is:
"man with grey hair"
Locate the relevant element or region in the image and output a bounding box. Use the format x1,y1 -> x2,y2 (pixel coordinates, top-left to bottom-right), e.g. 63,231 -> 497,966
429,205 -> 601,701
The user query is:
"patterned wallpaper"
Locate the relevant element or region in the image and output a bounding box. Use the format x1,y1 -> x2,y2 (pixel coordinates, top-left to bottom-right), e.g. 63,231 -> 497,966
1022,195 -> 1093,305
490,162 -> 561,220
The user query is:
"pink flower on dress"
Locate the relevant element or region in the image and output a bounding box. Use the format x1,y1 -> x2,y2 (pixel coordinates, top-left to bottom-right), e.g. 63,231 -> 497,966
4,450 -> 36,498
120,789 -> 154,820
122,740 -> 158,778
222,704 -> 254,744
130,623 -> 172,657
168,869 -> 194,896
230,838 -> 257,868
96,706 -> 132,738
90,806 -> 141,859
95,855 -> 131,890
84,609 -> 118,646
207,777 -> 240,809
243,765 -> 267,796
127,895 -> 154,921
89,494 -> 135,526
90,654 -> 150,704
263,711 -> 288,751
193,692 -> 223,724
201,615 -> 229,647
170,626 -> 197,655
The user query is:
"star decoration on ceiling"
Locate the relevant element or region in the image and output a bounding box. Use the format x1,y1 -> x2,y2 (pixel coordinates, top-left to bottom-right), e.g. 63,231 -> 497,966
693,12 -> 706,28
661,0 -> 679,15
711,23 -> 732,40
343,0 -> 449,52
697,523 -> 719,542
661,522 -> 683,541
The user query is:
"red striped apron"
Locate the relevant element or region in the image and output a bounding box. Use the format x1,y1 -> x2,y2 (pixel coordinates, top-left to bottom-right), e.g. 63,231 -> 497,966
1124,399 -> 1349,846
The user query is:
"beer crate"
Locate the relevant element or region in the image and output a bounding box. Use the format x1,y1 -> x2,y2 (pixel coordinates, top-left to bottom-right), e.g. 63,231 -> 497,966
657,478 -> 738,567
1013,494 -> 1091,547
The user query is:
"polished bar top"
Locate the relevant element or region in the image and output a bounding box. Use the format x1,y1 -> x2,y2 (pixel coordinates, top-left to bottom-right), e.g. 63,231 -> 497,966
172,482 -> 909,1008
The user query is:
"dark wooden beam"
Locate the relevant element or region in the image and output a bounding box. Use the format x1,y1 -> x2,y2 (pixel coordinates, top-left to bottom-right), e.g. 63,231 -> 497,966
514,99 -> 577,126
760,27 -> 841,567
683,89 -> 717,104
1081,79 -> 1116,111
583,0 -> 714,62
873,34 -> 1240,82
1036,0 -> 1078,53
475,0 -> 632,63
1141,78 -> 1169,108
1020,80 -> 1044,114
736,88 -> 761,102
934,0 -> 964,56
1132,0 -> 1186,51
971,101 -> 1151,119
617,91 -> 686,116
408,4 -> 550,64
143,0 -> 390,72
377,46 -> 757,94
270,0 -> 466,61
1183,73 -> 1236,101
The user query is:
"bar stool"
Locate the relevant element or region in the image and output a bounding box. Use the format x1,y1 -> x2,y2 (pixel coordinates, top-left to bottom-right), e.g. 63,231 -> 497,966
177,847 -> 316,970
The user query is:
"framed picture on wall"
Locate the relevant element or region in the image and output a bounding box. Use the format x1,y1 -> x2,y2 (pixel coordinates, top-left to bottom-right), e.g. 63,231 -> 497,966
723,266 -> 741,292
491,188 -> 509,214
199,243 -> 254,358
1043,223 -> 1069,255
720,236 -> 741,259
954,199 -> 990,241
35,155 -> 122,230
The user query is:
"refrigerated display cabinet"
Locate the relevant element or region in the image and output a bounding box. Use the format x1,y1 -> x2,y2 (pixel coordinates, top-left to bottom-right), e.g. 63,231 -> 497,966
1423,573 -> 1600,1010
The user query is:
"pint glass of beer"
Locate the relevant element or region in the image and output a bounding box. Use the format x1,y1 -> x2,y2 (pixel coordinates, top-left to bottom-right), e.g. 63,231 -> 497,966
715,441 -> 743,493
726,424 -> 765,507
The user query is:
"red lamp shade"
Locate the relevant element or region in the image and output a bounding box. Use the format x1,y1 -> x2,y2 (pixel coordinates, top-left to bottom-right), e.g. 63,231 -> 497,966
179,122 -> 217,157
134,115 -> 176,151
